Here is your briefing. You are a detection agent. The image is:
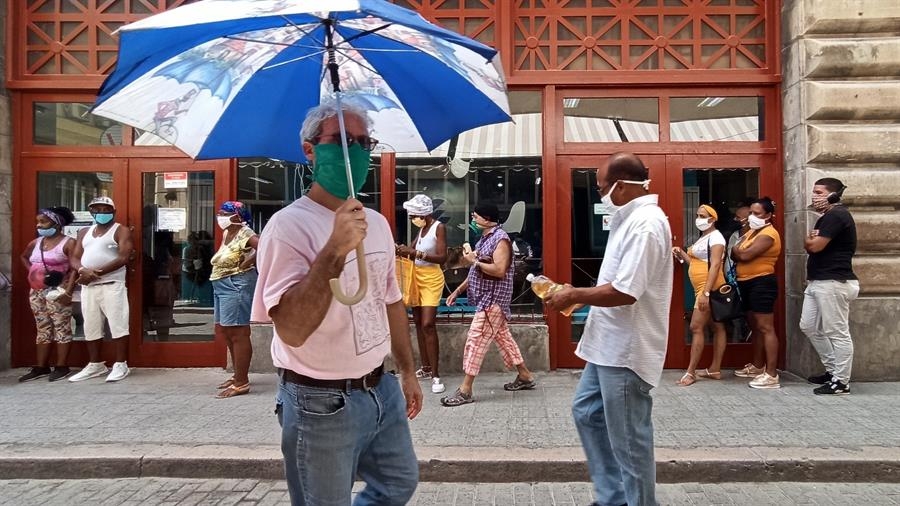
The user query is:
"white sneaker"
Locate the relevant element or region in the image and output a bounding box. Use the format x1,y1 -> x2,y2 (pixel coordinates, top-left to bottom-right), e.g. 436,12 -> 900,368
69,362 -> 109,382
106,362 -> 130,382
748,372 -> 781,389
431,377 -> 446,394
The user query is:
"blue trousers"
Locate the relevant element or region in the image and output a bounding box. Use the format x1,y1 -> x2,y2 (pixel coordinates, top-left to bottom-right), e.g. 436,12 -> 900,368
572,363 -> 657,506
276,372 -> 418,506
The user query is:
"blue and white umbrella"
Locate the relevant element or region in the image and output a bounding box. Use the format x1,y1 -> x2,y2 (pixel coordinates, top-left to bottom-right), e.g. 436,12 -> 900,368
92,0 -> 511,162
93,0 -> 512,304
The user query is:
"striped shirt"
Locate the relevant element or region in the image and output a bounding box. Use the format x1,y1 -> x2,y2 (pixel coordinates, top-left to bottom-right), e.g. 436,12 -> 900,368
467,227 -> 514,319
576,195 -> 673,388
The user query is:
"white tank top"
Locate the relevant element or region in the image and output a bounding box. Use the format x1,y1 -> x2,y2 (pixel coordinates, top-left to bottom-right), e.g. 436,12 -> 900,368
414,221 -> 440,267
81,223 -> 127,283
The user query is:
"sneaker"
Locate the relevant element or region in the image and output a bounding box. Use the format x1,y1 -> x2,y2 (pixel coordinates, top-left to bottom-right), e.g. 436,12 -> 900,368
48,367 -> 72,382
106,362 -> 130,382
69,362 -> 109,382
807,371 -> 833,385
431,377 -> 446,394
748,372 -> 781,389
415,367 -> 432,380
18,367 -> 51,383
814,379 -> 850,395
734,363 -> 765,378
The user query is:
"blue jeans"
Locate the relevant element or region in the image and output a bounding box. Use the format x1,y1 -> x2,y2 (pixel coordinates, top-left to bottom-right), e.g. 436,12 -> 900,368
572,363 -> 656,506
276,372 -> 418,506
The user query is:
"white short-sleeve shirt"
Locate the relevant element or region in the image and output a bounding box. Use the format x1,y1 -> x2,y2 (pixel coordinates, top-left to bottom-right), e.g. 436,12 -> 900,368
689,230 -> 726,261
576,194 -> 674,388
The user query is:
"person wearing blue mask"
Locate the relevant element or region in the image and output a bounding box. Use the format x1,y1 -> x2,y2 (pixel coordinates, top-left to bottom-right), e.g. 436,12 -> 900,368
69,196 -> 134,383
251,99 -> 422,505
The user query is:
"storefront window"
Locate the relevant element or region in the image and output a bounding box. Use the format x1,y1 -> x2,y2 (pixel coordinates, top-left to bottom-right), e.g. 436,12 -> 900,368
562,97 -> 659,142
670,97 -> 764,141
33,102 -> 127,146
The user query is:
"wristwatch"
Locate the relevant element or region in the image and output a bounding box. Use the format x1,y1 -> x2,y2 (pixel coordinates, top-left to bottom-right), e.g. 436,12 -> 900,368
703,291 -> 711,297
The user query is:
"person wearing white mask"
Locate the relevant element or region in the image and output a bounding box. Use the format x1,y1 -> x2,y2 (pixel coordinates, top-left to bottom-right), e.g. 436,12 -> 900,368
209,201 -> 258,398
672,204 -> 728,386
396,194 -> 448,394
544,152 -> 672,506
730,197 -> 782,388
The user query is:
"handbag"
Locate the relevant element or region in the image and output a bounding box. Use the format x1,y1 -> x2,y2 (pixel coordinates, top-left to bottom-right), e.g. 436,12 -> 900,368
706,238 -> 743,322
40,243 -> 65,287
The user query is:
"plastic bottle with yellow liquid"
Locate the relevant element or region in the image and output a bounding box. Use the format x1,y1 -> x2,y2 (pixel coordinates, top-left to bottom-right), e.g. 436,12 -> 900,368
526,273 -> 582,317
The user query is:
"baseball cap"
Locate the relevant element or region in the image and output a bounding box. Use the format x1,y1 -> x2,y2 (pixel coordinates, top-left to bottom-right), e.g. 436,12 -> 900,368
88,196 -> 116,209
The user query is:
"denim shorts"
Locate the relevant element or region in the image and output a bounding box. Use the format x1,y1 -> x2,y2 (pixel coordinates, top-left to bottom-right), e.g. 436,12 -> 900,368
738,273 -> 778,314
212,269 -> 257,326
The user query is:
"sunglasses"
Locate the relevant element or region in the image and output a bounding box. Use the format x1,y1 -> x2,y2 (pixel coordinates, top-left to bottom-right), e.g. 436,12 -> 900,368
312,133 -> 379,151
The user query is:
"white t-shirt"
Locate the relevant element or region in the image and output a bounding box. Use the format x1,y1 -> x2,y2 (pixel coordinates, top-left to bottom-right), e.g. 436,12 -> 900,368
576,195 -> 674,388
251,196 -> 401,379
689,230 -> 726,261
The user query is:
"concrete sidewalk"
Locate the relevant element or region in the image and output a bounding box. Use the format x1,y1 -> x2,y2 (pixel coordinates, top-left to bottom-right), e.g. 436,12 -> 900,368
1,368 -> 899,483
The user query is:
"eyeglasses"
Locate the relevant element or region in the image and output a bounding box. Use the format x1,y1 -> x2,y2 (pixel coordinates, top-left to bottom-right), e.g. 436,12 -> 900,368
311,133 -> 379,151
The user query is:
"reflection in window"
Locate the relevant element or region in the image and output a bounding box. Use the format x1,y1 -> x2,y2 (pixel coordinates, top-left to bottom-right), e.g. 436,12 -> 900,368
670,97 -> 764,141
37,172 -> 113,218
563,98 -> 659,142
33,102 -> 127,146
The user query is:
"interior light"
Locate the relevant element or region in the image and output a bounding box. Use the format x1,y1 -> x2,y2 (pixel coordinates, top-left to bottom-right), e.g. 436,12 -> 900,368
697,97 -> 725,108
248,176 -> 273,184
563,98 -> 581,109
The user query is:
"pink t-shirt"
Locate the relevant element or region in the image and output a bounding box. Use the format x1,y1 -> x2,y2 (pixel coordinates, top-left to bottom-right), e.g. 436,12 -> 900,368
251,196 -> 401,379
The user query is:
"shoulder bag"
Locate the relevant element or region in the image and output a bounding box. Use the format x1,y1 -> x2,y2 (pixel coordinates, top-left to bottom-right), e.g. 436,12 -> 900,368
706,238 -> 743,322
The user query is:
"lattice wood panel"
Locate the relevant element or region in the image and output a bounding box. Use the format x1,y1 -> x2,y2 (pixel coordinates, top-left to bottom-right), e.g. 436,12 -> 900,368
390,0 -> 498,48
513,0 -> 767,71
21,0 -> 195,76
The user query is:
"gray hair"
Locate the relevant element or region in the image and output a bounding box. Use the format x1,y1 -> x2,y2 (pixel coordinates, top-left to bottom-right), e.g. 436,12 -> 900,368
300,97 -> 372,143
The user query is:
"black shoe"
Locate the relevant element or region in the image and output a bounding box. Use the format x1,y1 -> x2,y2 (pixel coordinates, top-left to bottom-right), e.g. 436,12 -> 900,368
18,367 -> 51,383
814,379 -> 850,395
807,371 -> 833,385
48,367 -> 72,382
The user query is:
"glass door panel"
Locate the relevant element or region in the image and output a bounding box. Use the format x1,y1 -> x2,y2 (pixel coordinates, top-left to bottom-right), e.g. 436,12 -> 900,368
140,171 -> 216,343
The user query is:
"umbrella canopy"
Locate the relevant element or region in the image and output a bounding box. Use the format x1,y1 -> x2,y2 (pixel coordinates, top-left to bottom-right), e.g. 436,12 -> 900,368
92,0 -> 512,163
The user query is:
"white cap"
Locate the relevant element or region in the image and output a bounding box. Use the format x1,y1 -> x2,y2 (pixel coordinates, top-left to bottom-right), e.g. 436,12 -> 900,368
403,194 -> 433,216
88,196 -> 115,209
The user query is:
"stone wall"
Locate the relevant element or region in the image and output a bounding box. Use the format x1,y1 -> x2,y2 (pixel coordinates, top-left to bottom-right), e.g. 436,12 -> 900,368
246,324 -> 551,375
0,5 -> 12,370
782,0 -> 900,380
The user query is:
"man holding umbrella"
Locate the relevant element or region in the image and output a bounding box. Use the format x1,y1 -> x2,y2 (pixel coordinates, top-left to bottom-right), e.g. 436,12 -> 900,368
252,100 -> 422,505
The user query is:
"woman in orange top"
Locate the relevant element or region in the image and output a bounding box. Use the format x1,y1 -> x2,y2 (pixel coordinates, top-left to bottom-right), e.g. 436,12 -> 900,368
730,197 -> 782,389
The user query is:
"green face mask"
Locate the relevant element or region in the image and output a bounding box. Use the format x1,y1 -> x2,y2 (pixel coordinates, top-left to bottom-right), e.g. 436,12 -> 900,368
312,142 -> 371,199
469,219 -> 483,235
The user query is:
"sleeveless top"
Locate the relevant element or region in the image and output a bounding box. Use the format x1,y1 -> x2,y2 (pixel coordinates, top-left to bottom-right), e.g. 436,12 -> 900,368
210,226 -> 256,281
466,227 -> 515,319
81,223 -> 127,284
27,236 -> 72,290
414,221 -> 440,267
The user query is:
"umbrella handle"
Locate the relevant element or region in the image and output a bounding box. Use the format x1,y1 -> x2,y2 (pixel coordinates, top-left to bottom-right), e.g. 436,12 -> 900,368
329,244 -> 368,305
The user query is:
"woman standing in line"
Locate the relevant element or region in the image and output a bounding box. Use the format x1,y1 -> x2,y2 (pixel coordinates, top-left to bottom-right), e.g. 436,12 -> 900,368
19,207 -> 77,382
210,201 -> 258,399
731,197 -> 783,389
396,194 -> 448,394
672,204 -> 728,386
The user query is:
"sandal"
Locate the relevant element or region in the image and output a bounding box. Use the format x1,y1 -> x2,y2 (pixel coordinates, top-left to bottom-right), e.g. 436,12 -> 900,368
676,372 -> 696,386
440,389 -> 474,407
696,368 -> 722,380
217,377 -> 236,389
415,367 -> 432,380
216,382 -> 250,399
503,376 -> 536,391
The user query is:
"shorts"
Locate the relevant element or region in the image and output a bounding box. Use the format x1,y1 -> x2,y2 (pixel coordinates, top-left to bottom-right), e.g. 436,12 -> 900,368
737,274 -> 778,314
213,269 -> 257,326
81,281 -> 130,341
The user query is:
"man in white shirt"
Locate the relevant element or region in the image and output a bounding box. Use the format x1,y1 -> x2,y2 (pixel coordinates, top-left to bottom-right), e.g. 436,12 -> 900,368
546,152 -> 673,506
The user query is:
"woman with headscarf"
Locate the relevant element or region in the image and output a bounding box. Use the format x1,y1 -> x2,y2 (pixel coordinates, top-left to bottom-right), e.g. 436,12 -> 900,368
396,194 -> 448,394
210,201 -> 258,398
19,207 -> 77,382
731,197 -> 782,389
672,204 -> 728,386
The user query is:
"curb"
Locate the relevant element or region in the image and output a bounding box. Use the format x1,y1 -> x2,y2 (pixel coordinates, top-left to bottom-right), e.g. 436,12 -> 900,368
0,446 -> 898,483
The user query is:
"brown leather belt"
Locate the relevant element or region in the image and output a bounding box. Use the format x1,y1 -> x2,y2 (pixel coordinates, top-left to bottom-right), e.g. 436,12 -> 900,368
278,365 -> 384,391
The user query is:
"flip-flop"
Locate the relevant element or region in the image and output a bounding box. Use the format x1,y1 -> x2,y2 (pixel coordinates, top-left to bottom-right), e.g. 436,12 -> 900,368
697,368 -> 722,380
217,377 -> 236,389
503,376 -> 537,391
676,372 -> 696,386
216,383 -> 250,399
440,389 -> 474,407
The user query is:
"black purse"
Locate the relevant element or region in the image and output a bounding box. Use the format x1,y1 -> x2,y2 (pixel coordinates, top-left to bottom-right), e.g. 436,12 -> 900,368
40,242 -> 65,288
705,239 -> 743,322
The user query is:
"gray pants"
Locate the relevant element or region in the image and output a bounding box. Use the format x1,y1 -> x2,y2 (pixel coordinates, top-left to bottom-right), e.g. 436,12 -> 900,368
799,280 -> 860,383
